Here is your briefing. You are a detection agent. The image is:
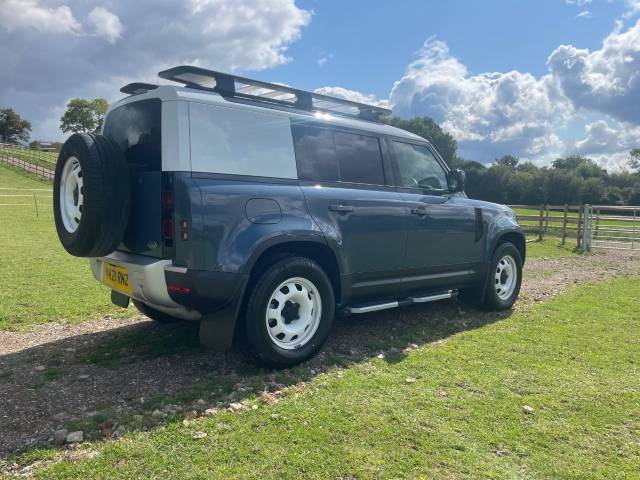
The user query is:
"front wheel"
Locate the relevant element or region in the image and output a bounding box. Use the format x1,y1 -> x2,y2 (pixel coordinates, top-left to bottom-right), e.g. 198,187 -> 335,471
482,242 -> 523,310
243,256 -> 335,368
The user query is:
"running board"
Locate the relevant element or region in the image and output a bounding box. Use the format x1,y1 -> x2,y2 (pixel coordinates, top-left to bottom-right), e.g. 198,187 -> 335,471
347,290 -> 456,314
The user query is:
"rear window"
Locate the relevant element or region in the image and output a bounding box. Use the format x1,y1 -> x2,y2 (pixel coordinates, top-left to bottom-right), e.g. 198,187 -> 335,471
103,99 -> 162,171
292,123 -> 385,185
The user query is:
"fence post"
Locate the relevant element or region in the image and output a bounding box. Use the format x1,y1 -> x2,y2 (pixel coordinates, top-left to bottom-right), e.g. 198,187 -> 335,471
582,204 -> 591,252
577,205 -> 583,249
561,204 -> 568,245
538,204 -> 544,241
33,193 -> 39,218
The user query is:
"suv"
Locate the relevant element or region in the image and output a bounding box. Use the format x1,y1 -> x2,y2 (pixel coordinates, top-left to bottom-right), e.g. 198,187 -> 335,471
53,66 -> 524,367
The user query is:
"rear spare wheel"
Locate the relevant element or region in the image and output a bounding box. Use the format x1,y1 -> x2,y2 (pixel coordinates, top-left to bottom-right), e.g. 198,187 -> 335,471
53,133 -> 130,257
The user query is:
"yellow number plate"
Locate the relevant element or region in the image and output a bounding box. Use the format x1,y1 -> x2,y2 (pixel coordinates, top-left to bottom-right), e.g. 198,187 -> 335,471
103,262 -> 132,295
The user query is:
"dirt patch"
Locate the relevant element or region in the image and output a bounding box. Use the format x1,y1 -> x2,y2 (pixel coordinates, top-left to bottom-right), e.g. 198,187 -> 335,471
1,249 -> 638,460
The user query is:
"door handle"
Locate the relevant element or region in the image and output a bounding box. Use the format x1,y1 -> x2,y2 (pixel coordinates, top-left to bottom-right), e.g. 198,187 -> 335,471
329,204 -> 355,213
411,207 -> 430,216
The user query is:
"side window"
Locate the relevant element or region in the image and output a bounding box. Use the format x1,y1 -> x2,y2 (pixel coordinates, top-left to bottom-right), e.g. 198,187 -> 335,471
189,102 -> 297,178
393,141 -> 448,190
334,131 -> 385,185
291,124 -> 339,181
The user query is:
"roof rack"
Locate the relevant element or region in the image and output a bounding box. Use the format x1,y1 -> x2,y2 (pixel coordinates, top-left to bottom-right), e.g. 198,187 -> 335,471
157,65 -> 391,122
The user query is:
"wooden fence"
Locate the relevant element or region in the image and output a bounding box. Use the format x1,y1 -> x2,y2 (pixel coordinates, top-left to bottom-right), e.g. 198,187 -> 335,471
508,204 -> 584,247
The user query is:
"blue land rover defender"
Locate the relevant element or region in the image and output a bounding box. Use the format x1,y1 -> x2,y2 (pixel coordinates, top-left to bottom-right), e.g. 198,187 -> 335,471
53,66 -> 525,367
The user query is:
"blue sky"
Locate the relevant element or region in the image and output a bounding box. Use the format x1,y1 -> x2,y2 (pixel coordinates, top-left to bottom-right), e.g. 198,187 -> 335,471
1,0 -> 639,169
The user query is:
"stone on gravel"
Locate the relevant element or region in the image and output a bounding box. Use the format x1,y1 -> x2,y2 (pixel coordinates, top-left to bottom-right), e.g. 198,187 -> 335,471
65,431 -> 83,443
204,408 -> 218,417
53,429 -> 67,446
523,405 -> 535,414
34,365 -> 46,372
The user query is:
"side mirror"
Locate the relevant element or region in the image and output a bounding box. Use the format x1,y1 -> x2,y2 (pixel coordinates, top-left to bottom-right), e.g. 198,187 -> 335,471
448,169 -> 466,193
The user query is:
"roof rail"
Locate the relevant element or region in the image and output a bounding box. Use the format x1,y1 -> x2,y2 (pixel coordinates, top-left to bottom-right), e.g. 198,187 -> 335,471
157,65 -> 391,122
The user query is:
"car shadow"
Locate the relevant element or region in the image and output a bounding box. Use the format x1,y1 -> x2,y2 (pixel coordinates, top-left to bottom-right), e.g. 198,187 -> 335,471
0,299 -> 512,460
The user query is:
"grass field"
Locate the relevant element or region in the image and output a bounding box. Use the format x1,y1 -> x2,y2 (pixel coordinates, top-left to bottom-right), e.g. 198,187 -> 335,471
0,146 -> 57,169
0,164 -> 132,330
28,275 -> 640,479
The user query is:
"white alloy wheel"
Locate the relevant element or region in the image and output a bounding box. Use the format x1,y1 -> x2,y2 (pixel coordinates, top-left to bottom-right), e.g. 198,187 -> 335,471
265,276 -> 322,350
495,254 -> 517,300
59,156 -> 83,233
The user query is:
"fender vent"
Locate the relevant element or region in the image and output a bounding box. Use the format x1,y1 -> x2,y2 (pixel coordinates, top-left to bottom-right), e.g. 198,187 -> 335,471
475,208 -> 484,242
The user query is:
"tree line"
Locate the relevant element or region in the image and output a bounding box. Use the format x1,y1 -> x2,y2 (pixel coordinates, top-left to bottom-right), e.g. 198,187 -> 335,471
388,117 -> 640,206
2,102 -> 639,205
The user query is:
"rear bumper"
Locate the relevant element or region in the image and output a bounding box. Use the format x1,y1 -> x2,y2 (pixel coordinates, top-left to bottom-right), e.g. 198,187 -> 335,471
90,251 -> 249,321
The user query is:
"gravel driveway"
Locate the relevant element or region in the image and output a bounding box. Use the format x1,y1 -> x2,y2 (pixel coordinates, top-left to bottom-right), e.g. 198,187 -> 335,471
1,249 -> 639,461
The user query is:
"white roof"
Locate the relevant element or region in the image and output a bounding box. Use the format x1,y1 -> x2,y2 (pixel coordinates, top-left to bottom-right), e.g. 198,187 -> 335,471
109,85 -> 427,143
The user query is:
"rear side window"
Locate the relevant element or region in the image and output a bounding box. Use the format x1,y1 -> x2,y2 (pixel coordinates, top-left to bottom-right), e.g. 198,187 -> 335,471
189,102 -> 297,179
292,124 -> 385,185
103,99 -> 161,172
291,125 -> 339,181
334,131 -> 385,185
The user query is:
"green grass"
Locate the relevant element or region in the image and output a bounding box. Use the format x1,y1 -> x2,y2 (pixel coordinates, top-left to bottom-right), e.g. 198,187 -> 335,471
0,164 -> 133,330
34,276 -> 640,479
525,237 -> 578,259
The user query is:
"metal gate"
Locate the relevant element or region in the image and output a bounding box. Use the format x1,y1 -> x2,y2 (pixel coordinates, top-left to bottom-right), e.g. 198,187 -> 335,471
583,205 -> 640,251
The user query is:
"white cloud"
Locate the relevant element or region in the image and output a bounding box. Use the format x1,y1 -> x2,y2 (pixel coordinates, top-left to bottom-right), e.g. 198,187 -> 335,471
87,7 -> 122,43
0,0 -> 312,140
548,19 -> 640,124
572,119 -> 640,154
388,39 -> 572,161
317,53 -> 333,67
566,0 -> 592,5
314,86 -> 389,108
575,10 -> 593,18
0,0 -> 81,34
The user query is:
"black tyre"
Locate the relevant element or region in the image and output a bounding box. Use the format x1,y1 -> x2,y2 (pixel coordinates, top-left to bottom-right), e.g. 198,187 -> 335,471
53,133 -> 130,257
243,256 -> 335,368
482,242 -> 523,310
132,300 -> 182,323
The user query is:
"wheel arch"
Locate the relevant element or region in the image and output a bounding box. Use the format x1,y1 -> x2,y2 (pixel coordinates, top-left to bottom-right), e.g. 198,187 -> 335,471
243,236 -> 342,304
493,230 -> 526,264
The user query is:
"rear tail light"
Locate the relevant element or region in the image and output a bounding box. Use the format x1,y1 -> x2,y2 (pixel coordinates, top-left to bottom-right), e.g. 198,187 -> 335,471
163,219 -> 174,239
162,191 -> 174,210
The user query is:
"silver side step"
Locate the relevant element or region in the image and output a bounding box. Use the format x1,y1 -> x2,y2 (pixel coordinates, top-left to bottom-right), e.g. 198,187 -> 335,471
348,290 -> 455,314
412,291 -> 455,303
349,301 -> 399,314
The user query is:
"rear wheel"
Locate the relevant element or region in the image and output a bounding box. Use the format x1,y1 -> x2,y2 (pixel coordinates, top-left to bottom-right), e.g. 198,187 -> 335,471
132,300 -> 182,324
243,256 -> 335,368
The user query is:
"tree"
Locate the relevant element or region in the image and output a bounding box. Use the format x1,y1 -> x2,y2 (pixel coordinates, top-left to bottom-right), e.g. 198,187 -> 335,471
60,98 -> 109,134
386,116 -> 458,166
629,149 -> 640,173
494,154 -> 519,169
0,108 -> 31,144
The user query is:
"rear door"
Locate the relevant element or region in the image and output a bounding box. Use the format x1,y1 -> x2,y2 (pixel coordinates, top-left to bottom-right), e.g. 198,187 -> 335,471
292,123 -> 407,303
388,140 -> 483,291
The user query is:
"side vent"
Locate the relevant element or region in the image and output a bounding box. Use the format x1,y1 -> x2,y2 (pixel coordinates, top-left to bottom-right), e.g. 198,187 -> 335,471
475,208 -> 484,242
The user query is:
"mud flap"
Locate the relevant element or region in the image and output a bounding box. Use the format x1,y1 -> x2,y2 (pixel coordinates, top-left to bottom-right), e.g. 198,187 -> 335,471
198,302 -> 240,351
